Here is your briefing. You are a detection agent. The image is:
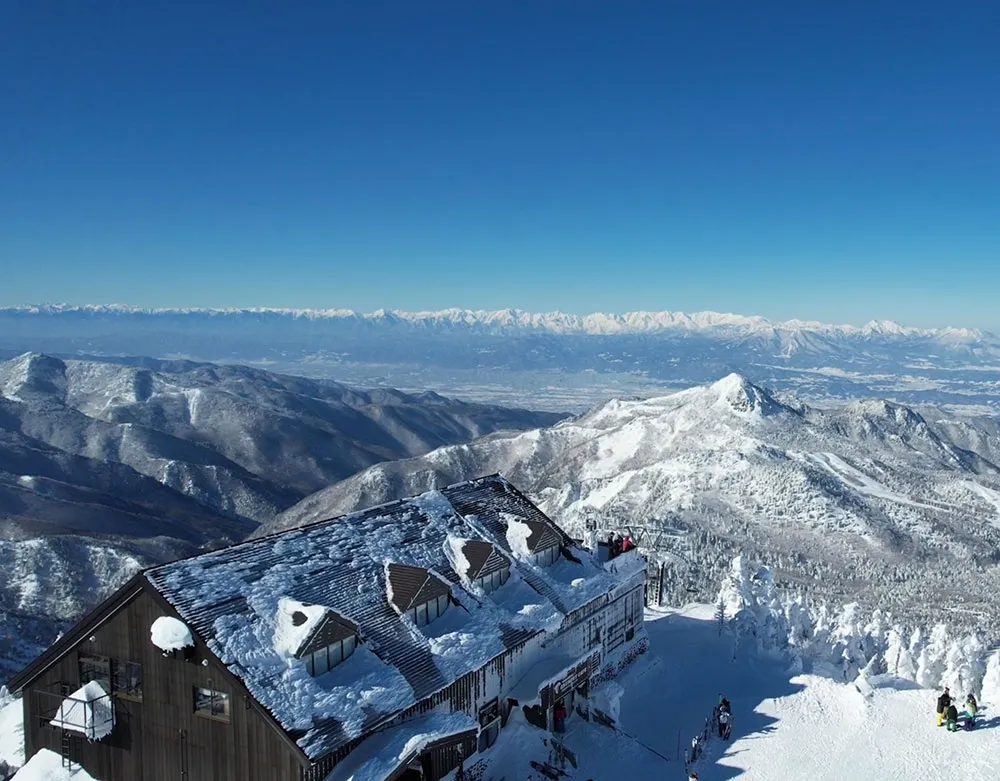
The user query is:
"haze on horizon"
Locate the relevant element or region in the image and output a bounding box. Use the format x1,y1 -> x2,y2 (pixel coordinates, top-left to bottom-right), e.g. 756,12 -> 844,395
3,1 -> 998,330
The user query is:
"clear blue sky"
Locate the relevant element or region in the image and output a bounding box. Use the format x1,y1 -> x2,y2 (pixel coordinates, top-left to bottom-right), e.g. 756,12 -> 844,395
2,1 -> 998,328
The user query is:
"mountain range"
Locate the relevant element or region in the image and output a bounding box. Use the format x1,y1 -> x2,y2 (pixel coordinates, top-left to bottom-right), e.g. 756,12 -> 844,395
3,304 -> 999,413
0,352 -> 561,674
261,374 -> 1000,638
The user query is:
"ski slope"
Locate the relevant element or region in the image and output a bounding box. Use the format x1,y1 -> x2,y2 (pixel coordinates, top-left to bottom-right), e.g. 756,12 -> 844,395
483,604 -> 1000,780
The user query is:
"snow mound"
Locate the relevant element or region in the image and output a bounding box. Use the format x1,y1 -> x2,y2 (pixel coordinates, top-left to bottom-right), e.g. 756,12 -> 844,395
273,597 -> 328,658
11,749 -> 99,780
504,515 -> 534,559
150,616 -> 194,652
0,690 -> 24,767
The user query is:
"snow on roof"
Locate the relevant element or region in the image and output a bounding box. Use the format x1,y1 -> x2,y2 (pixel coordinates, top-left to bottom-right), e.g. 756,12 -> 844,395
443,535 -> 472,581
150,616 -> 194,652
11,748 -> 100,781
144,475 -> 636,760
504,515 -> 534,558
507,653 -> 585,706
322,712 -> 478,781
273,598 -> 329,658
49,681 -> 114,741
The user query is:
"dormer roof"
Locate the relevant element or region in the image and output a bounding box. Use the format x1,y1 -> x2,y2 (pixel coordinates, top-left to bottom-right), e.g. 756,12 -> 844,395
450,539 -> 511,582
385,564 -> 451,615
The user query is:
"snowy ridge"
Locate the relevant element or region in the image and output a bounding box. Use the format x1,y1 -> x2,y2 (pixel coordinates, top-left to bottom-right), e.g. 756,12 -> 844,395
2,302 -> 990,339
266,375 -> 1000,638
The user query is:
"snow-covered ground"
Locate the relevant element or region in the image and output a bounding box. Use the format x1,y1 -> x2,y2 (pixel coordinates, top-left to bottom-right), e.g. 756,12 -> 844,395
481,604 -> 1000,780
3,605 -> 998,780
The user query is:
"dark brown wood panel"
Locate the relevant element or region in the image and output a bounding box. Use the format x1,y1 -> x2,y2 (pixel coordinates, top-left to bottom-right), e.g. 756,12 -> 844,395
21,585 -> 304,781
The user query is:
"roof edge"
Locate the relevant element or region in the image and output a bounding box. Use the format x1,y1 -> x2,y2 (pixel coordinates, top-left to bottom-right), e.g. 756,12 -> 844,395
6,574 -> 145,692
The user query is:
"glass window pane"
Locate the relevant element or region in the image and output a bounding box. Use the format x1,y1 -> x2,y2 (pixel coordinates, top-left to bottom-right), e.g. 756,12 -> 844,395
313,647 -> 329,676
439,594 -> 449,614
343,634 -> 356,660
501,567 -> 510,585
416,603 -> 428,626
428,598 -> 438,621
329,641 -> 343,667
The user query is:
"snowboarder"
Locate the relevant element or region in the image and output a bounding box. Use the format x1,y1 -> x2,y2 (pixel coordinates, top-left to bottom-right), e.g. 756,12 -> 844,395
718,708 -> 733,740
945,703 -> 960,732
936,687 -> 952,727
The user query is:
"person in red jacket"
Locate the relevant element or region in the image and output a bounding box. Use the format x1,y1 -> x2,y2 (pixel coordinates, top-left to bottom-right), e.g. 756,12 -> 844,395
553,700 -> 567,733
620,534 -> 634,552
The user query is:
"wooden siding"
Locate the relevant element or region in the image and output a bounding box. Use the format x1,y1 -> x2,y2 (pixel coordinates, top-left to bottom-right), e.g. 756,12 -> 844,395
22,587 -> 303,781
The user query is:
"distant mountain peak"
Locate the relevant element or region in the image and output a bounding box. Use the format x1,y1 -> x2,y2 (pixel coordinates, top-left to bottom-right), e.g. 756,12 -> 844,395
2,303 -> 992,341
707,373 -> 785,416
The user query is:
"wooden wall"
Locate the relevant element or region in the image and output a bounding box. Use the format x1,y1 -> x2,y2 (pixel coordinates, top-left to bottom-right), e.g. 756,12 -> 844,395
22,587 -> 304,781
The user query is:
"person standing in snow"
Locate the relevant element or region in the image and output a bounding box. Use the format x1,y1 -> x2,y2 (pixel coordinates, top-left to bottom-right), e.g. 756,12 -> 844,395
936,687 -> 952,727
621,534 -> 634,552
553,700 -> 567,734
945,702 -> 960,732
965,693 -> 978,717
718,708 -> 733,740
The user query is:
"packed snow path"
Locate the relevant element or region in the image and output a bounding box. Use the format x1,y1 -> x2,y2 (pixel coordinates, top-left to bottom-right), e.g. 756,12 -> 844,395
608,605 -> 1000,780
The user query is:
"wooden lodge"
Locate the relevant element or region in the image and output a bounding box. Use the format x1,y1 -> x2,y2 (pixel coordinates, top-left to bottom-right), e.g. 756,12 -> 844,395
9,475 -> 648,781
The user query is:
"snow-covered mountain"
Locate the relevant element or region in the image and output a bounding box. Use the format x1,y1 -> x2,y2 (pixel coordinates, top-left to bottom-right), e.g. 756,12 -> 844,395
262,375 -> 1000,634
4,304 -> 999,412
0,353 -> 560,675
0,303 -> 990,339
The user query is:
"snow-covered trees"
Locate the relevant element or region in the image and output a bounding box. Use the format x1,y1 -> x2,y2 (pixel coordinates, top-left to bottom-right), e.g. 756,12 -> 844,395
717,553 -> 995,699
940,635 -> 986,699
884,628 -> 917,681
916,624 -> 950,688
981,652 -> 1000,705
716,556 -> 788,651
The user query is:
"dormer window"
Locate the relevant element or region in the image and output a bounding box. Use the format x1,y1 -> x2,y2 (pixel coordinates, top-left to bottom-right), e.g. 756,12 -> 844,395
449,538 -> 513,594
304,633 -> 357,676
530,545 -> 561,567
274,598 -> 360,676
386,564 -> 452,628
474,566 -> 511,594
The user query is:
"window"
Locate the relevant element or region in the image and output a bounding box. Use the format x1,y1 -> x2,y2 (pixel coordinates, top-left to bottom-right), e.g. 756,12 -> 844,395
411,594 -> 450,627
112,660 -> 142,701
474,566 -> 511,595
478,698 -> 501,752
624,588 -> 643,641
531,545 -> 560,567
78,653 -> 110,691
79,653 -> 142,700
304,635 -> 357,677
194,687 -> 231,722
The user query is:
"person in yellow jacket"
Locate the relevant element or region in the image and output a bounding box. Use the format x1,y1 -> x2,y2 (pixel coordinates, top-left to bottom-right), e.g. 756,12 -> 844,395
936,687 -> 952,727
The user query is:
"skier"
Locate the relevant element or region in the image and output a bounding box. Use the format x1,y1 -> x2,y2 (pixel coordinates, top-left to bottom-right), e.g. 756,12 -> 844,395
718,708 -> 733,740
945,702 -> 960,732
936,687 -> 952,727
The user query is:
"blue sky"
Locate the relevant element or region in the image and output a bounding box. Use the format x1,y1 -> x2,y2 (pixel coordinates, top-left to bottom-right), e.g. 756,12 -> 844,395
2,1 -> 998,328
